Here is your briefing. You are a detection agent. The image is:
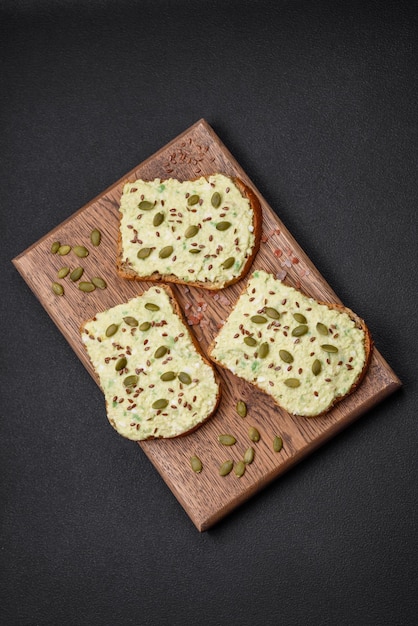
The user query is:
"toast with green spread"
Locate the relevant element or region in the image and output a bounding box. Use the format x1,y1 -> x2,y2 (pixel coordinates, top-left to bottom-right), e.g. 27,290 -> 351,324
209,270 -> 372,417
80,285 -> 220,440
116,173 -> 261,289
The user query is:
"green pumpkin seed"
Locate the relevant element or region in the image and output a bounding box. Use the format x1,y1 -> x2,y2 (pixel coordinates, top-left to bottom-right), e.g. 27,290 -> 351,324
221,257 -> 235,269
145,303 -> 160,311
70,267 -> 84,282
316,322 -> 329,336
248,426 -> 260,442
58,244 -> 71,256
91,277 -> 107,290
216,221 -> 231,231
279,349 -> 294,363
187,194 -> 199,206
234,460 -> 246,478
265,307 -> 280,320
273,436 -> 283,453
284,378 -> 300,388
292,324 -> 308,337
189,249 -> 201,254
236,400 -> 247,418
90,228 -> 101,246
251,315 -> 267,324
153,212 -> 165,227
115,357 -> 127,371
178,372 -> 192,385
258,342 -> 269,358
219,460 -> 233,476
51,282 -> 64,296
184,225 -> 199,238
218,434 -> 237,446
154,346 -> 168,359
123,316 -> 138,327
152,398 -> 168,410
243,446 -> 255,464
137,247 -> 152,259
321,344 -> 338,353
244,336 -> 257,347
123,374 -> 138,388
57,267 -> 70,279
312,359 -> 322,375
138,200 -> 154,211
78,281 -> 95,292
51,241 -> 60,254
190,455 -> 202,473
159,246 -> 173,259
293,313 -> 307,324
139,322 -> 151,331
105,323 -> 119,337
160,371 -> 176,382
73,245 -> 89,258
211,191 -> 221,208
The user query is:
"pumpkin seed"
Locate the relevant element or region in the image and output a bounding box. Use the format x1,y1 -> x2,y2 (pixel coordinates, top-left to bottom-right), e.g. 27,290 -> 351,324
105,323 -> 119,337
312,359 -> 322,375
244,336 -> 257,347
321,344 -> 338,353
236,400 -> 247,418
153,212 -> 165,227
73,245 -> 89,258
184,225 -> 199,238
123,316 -> 138,327
293,313 -> 307,324
51,241 -> 60,254
137,247 -> 152,259
284,378 -> 300,388
189,249 -> 201,254
160,371 -> 176,381
190,455 -> 202,473
57,267 -> 70,279
218,434 -> 237,446
251,315 -> 267,324
90,228 -> 101,246
70,267 -> 84,282
265,307 -> 280,320
243,446 -> 255,464
139,322 -> 151,331
258,342 -> 269,358
115,357 -> 127,371
58,244 -> 71,255
154,346 -> 168,359
91,277 -> 107,290
219,460 -> 233,476
51,282 -> 64,296
279,349 -> 294,363
187,194 -> 199,206
248,426 -> 260,442
178,372 -> 192,385
152,398 -> 168,410
159,246 -> 173,259
138,200 -> 154,211
145,303 -> 160,311
273,436 -> 283,453
234,460 -> 246,478
211,191 -> 221,208
316,322 -> 329,336
216,221 -> 231,231
123,374 -> 138,387
221,257 -> 235,269
292,324 -> 308,337
78,281 -> 95,292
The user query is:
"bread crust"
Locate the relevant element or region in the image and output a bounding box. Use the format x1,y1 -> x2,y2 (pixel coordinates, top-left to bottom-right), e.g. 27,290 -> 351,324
116,175 -> 262,290
207,281 -> 373,418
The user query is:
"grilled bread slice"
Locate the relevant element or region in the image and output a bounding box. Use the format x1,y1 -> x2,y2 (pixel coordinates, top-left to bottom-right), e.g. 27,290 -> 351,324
209,270 -> 372,417
116,173 -> 261,290
80,285 -> 220,440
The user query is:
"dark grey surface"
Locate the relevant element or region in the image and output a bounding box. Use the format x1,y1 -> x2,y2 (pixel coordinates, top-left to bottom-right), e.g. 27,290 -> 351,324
1,1 -> 417,624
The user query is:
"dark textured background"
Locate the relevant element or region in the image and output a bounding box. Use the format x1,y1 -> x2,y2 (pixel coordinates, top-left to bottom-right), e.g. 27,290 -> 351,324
1,1 -> 417,624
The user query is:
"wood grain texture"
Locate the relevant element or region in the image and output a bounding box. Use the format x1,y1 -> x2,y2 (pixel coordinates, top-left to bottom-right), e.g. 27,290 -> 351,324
13,119 -> 401,531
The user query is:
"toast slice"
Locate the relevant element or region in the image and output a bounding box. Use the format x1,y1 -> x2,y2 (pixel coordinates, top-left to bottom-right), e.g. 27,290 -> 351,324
80,285 -> 220,440
208,270 -> 373,417
116,173 -> 261,290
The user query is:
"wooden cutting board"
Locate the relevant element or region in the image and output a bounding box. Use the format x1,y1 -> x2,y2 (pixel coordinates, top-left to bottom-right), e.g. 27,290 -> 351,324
13,119 -> 401,531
